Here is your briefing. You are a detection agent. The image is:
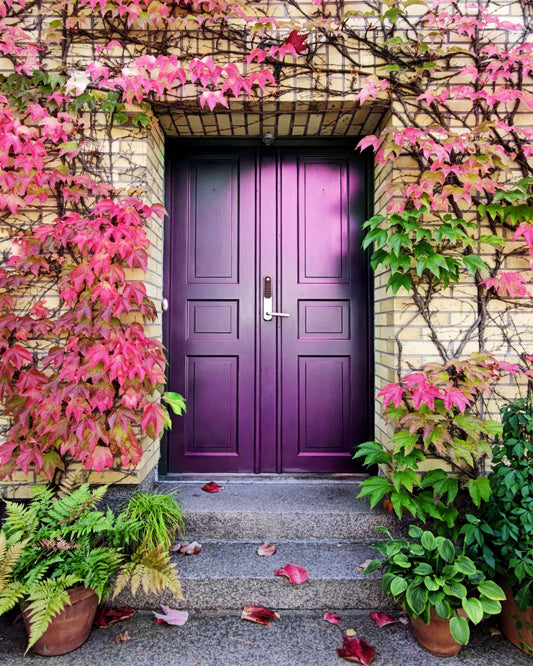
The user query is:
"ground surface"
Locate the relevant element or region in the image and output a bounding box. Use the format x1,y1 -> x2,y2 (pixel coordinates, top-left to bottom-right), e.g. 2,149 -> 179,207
2,609 -> 532,665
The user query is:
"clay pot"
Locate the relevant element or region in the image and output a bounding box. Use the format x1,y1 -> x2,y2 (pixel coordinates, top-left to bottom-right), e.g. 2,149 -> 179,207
410,608 -> 463,657
22,586 -> 98,656
499,580 -> 533,655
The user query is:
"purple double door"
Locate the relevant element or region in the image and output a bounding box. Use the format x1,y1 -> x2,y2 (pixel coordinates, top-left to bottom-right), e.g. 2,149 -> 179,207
165,146 -> 370,474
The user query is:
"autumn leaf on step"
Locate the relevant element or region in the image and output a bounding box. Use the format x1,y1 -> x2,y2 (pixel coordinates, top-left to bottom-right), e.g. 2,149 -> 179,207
241,606 -> 280,626
323,612 -> 340,625
153,606 -> 189,626
180,541 -> 202,555
257,542 -> 277,556
201,481 -> 224,493
355,559 -> 374,572
274,564 -> 308,584
369,611 -> 397,628
114,631 -> 131,643
94,606 -> 135,628
337,637 -> 376,665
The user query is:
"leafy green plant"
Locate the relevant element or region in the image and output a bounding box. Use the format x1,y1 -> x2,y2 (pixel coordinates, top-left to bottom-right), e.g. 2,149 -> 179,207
461,398 -> 533,610
355,354 -> 503,534
365,525 -> 505,646
0,483 -> 183,652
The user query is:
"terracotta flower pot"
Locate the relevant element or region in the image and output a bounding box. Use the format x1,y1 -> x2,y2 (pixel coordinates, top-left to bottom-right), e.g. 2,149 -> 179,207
410,608 -> 463,657
499,580 -> 533,655
22,586 -> 99,656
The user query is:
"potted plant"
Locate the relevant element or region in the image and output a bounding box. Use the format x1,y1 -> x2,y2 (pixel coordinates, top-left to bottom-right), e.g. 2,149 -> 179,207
461,397 -> 533,655
365,524 -> 506,656
0,481 -> 185,655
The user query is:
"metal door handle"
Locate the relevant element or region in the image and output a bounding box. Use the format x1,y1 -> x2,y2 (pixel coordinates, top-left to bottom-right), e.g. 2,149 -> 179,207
263,276 -> 290,321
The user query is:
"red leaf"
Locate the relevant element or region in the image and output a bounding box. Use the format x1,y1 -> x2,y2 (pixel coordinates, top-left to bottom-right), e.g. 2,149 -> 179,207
152,606 -> 189,626
94,606 -> 135,628
83,445 -> 114,473
369,611 -> 397,628
274,564 -> 308,584
257,542 -> 277,556
284,30 -> 308,53
323,612 -> 340,625
201,481 -> 224,493
240,605 -> 280,626
337,637 -> 376,665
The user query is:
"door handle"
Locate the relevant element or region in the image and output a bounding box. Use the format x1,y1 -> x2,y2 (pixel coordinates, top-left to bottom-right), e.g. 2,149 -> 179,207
263,276 -> 290,321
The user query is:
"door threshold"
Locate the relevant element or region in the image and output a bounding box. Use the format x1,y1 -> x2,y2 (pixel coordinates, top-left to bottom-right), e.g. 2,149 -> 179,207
157,473 -> 368,484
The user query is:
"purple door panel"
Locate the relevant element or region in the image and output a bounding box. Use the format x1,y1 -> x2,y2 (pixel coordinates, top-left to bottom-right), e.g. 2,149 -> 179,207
166,147 -> 370,474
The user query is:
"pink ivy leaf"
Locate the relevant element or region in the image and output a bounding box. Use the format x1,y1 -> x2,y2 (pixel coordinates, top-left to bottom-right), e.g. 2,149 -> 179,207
357,135 -> 380,152
257,542 -> 277,556
240,605 -> 280,626
153,606 -> 189,626
323,612 -> 340,625
337,637 -> 376,665
201,481 -> 224,493
369,611 -> 397,628
376,383 -> 404,409
274,564 -> 308,584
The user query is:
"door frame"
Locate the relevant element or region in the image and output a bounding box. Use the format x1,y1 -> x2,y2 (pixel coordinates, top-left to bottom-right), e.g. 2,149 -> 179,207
159,139 -> 375,476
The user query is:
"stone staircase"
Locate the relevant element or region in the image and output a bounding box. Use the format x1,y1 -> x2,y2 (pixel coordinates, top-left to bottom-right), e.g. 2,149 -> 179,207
120,477 -> 400,612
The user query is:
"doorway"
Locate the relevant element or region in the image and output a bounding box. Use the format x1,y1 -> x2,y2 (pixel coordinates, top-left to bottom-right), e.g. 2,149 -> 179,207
164,144 -> 371,474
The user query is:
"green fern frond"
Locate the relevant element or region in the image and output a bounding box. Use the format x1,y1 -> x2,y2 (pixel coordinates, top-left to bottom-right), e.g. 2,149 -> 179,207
112,545 -> 182,600
0,532 -> 29,592
2,501 -> 40,542
23,574 -> 82,653
0,580 -> 27,616
78,548 -> 124,601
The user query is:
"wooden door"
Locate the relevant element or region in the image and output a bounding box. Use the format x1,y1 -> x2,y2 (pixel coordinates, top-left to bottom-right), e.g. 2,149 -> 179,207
165,146 -> 370,474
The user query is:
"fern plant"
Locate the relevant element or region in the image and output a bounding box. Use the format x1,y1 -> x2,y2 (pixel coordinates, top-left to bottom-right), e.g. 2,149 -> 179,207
0,483 -> 184,653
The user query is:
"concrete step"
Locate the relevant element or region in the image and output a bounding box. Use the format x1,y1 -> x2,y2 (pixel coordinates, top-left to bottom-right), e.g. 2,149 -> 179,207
160,477 -> 400,541
114,539 -> 392,611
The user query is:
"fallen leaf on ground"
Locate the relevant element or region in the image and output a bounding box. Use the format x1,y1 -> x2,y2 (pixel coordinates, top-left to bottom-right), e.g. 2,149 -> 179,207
257,542 -> 277,556
489,625 -> 502,636
114,631 -> 131,643
201,481 -> 224,493
369,611 -> 397,627
94,606 -> 135,628
355,559 -> 373,572
323,612 -> 340,625
240,605 -> 280,626
180,541 -> 202,555
337,637 -> 376,665
382,499 -> 394,514
346,628 -> 357,637
274,564 -> 308,584
153,606 -> 189,626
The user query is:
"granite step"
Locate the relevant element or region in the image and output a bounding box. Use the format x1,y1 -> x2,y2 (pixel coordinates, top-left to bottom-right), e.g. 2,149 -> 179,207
115,539 -> 392,611
160,477 -> 400,541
